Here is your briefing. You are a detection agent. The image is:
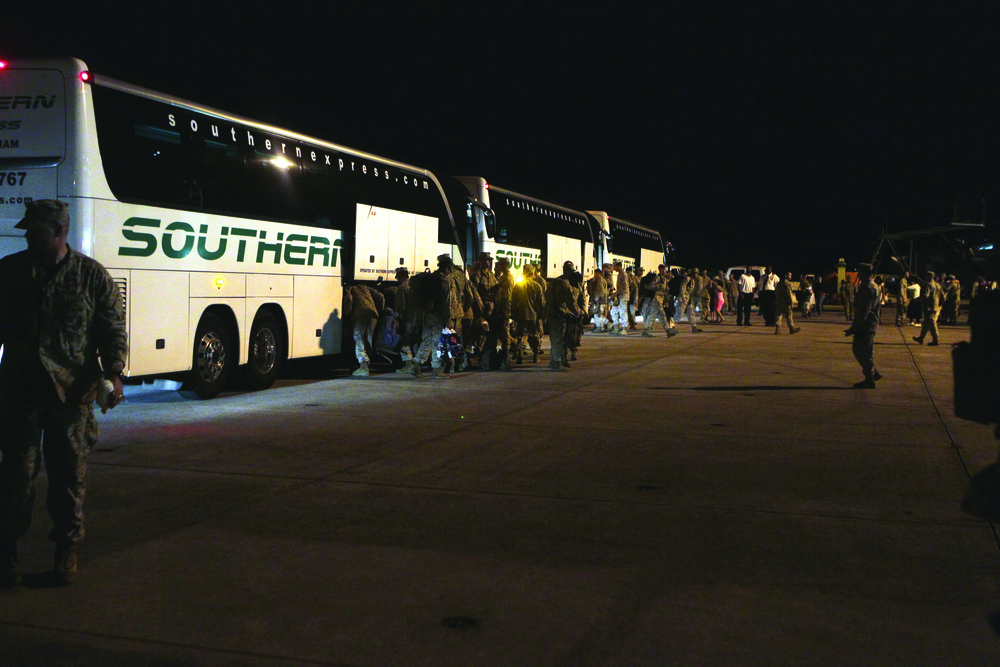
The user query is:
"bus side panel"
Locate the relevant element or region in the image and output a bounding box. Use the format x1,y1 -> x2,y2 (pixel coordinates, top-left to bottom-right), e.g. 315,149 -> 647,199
584,242 -> 596,276
292,275 -> 342,358
546,234 -> 584,277
640,249 -> 663,272
129,270 -> 190,375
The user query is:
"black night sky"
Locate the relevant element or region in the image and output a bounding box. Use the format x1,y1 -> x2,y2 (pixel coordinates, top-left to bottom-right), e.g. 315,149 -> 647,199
6,1 -> 998,274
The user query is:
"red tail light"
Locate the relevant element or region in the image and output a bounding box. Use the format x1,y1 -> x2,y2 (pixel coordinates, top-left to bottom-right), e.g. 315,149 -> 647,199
80,71 -> 92,82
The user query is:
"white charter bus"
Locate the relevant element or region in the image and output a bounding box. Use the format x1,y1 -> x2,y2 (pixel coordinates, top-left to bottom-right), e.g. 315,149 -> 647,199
455,176 -> 598,278
0,58 -> 475,398
587,211 -> 672,274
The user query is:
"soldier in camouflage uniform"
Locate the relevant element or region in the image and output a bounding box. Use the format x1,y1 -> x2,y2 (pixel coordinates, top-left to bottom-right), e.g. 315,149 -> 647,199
641,265 -> 679,339
0,200 -> 129,587
467,252 -> 496,364
477,257 -> 511,370
839,278 -> 856,322
912,270 -> 944,346
344,283 -> 385,377
438,254 -> 482,372
846,263 -> 882,387
627,267 -> 640,331
587,268 -> 610,332
942,275 -> 961,325
774,272 -> 801,334
410,269 -> 453,379
546,262 -> 582,371
610,261 -> 631,335
684,268 -> 704,332
893,272 -> 909,326
699,269 -> 712,319
511,264 -> 545,363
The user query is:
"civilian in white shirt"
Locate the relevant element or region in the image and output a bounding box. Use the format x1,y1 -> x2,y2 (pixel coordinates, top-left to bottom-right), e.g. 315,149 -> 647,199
758,267 -> 779,326
737,267 -> 757,326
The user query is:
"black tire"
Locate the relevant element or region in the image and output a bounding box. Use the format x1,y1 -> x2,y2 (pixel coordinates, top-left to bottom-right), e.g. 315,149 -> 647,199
245,310 -> 283,390
179,312 -> 232,400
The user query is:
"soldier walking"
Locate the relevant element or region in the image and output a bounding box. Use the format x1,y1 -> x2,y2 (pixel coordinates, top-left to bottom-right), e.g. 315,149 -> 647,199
845,263 -> 882,388
774,272 -> 801,334
1,200 -> 129,587
641,265 -> 679,339
912,270 -> 944,346
610,261 -> 630,335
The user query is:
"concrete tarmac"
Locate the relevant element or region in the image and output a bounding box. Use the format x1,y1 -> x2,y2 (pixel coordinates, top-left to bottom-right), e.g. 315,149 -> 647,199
1,313 -> 998,666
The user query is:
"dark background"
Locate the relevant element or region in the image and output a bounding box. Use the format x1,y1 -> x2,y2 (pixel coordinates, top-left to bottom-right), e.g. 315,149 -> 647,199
5,1 -> 998,275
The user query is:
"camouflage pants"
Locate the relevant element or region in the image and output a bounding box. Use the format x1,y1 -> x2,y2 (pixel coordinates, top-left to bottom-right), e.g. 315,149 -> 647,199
353,321 -> 373,363
484,313 -> 511,357
610,302 -> 629,330
642,299 -> 670,331
0,398 -> 98,544
775,305 -> 796,332
548,318 -> 568,368
919,307 -> 941,342
512,320 -> 541,355
852,331 -> 878,379
414,314 -> 447,369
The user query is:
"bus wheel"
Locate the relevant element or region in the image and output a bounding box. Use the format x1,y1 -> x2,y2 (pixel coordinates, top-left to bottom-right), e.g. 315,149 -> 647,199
245,310 -> 283,390
180,312 -> 232,400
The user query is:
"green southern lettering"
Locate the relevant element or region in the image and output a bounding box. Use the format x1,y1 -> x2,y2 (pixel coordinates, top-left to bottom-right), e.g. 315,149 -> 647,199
117,218 -> 339,267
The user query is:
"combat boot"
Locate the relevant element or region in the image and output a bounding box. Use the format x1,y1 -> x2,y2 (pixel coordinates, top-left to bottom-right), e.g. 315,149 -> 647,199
642,330 -> 654,338
53,541 -> 77,586
774,326 -> 780,335
431,367 -> 450,380
352,361 -> 370,377
0,540 -> 19,588
395,360 -> 414,374
531,350 -> 538,363
790,327 -> 801,334
410,362 -> 423,378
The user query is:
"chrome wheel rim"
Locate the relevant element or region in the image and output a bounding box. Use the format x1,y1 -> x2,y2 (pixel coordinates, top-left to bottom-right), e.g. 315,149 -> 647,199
196,332 -> 226,383
251,327 -> 277,375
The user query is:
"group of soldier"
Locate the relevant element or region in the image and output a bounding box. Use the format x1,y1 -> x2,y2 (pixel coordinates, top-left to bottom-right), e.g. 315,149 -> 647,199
842,269 -> 996,347
345,252 -> 594,377
345,261 -> 824,379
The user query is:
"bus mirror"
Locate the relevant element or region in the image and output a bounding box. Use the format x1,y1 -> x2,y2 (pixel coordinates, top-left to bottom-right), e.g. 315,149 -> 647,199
605,232 -> 614,254
483,209 -> 496,239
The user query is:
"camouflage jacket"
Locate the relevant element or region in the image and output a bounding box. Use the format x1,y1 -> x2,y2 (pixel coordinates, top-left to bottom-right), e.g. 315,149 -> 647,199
511,277 -> 545,322
851,279 -> 881,334
468,265 -> 498,304
446,265 -> 483,321
545,276 -> 581,321
0,247 -> 128,404
491,271 -> 515,319
344,285 -> 385,324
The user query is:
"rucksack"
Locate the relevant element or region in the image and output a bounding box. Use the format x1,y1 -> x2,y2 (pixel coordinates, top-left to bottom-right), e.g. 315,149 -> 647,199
378,308 -> 402,353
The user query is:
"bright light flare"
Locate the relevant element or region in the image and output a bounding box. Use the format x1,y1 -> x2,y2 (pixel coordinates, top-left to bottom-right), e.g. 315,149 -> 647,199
214,276 -> 226,288
80,71 -> 92,82
271,156 -> 295,169
0,61 -> 7,69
